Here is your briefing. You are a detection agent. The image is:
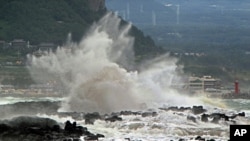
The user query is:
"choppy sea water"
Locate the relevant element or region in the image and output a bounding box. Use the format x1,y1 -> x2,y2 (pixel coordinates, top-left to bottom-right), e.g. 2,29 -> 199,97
1,96 -> 250,141
0,96 -> 63,105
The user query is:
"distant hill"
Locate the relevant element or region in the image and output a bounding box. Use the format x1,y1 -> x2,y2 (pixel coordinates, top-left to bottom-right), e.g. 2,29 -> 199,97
0,0 -> 105,43
106,0 -> 174,25
106,0 -> 250,84
0,0 -> 105,44
107,0 -> 250,26
0,0 -> 163,57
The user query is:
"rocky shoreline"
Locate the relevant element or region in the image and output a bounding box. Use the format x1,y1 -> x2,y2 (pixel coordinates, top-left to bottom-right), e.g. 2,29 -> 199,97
0,116 -> 105,141
0,105 -> 247,141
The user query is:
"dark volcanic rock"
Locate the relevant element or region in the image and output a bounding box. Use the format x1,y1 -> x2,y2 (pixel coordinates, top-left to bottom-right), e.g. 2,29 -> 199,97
211,113 -> 229,123
141,112 -> 158,117
105,115 -> 122,122
201,114 -> 209,122
199,112 -> 246,124
159,106 -> 192,112
0,116 -> 105,141
195,136 -> 205,141
120,111 -> 141,116
0,123 -> 11,133
192,106 -> 206,115
167,106 -> 179,111
84,112 -> 102,125
7,116 -> 58,129
238,112 -> 245,117
84,133 -> 105,141
187,115 -> 196,122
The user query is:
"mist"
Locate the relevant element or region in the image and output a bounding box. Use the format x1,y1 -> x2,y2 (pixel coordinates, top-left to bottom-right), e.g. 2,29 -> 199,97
28,13 -> 201,113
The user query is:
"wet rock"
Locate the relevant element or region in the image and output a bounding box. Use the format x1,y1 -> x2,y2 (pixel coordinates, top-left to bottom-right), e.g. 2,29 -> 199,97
120,111 -> 141,116
52,124 -> 61,132
0,123 -> 11,133
65,120 -> 74,132
179,106 -> 191,111
187,115 -> 196,122
168,106 -> 179,111
64,120 -> 89,136
84,135 -> 98,141
192,106 -> 206,115
199,112 -> 247,124
211,115 -> 221,123
210,113 -> 231,123
84,112 -> 102,125
85,118 -> 95,125
120,110 -> 133,115
105,115 -> 122,122
7,116 -> 58,129
84,133 -> 104,141
96,133 -> 105,138
238,112 -> 245,117
141,112 -> 157,117
207,139 -> 216,141
195,136 -> 205,141
0,116 -> 105,141
201,114 -> 209,122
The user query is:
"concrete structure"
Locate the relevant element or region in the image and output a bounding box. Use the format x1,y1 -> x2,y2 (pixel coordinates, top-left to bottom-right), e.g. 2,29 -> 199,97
38,42 -> 55,51
188,76 -> 221,94
11,39 -> 27,48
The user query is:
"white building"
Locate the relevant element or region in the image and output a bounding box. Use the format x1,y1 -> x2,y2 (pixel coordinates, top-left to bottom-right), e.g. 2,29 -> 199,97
188,76 -> 221,94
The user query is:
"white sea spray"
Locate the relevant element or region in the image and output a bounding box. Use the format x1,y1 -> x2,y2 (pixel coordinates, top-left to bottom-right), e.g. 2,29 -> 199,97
28,13 -> 202,113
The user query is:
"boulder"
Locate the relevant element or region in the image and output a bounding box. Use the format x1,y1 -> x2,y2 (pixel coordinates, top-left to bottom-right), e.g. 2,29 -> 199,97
195,136 -> 205,141
187,115 -> 196,123
84,112 -> 102,125
192,106 -> 206,115
105,115 -> 122,122
141,112 -> 157,117
201,114 -> 209,122
120,111 -> 141,116
0,116 -> 105,141
84,133 -> 104,141
238,112 -> 245,117
0,123 -> 11,133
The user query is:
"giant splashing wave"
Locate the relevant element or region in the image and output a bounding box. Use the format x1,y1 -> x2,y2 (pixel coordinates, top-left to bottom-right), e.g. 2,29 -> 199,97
28,13 -> 202,113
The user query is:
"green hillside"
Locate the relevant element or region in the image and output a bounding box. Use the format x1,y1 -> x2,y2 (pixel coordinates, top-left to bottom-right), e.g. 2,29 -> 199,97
0,0 -> 162,57
0,0 -> 163,87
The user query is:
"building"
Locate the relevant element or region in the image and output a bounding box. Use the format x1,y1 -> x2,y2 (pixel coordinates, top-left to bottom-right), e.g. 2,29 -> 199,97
11,39 -> 27,48
0,40 -> 5,48
188,76 -> 221,94
33,43 -> 56,57
0,40 -> 10,48
38,42 -> 56,51
0,85 -> 15,93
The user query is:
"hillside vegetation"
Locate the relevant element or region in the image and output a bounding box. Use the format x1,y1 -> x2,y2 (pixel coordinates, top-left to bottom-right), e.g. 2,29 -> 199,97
0,0 -> 163,87
0,0 -> 162,57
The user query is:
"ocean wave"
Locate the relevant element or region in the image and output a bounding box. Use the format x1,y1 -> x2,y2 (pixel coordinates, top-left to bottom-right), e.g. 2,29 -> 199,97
0,100 -> 61,119
0,96 -> 64,105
